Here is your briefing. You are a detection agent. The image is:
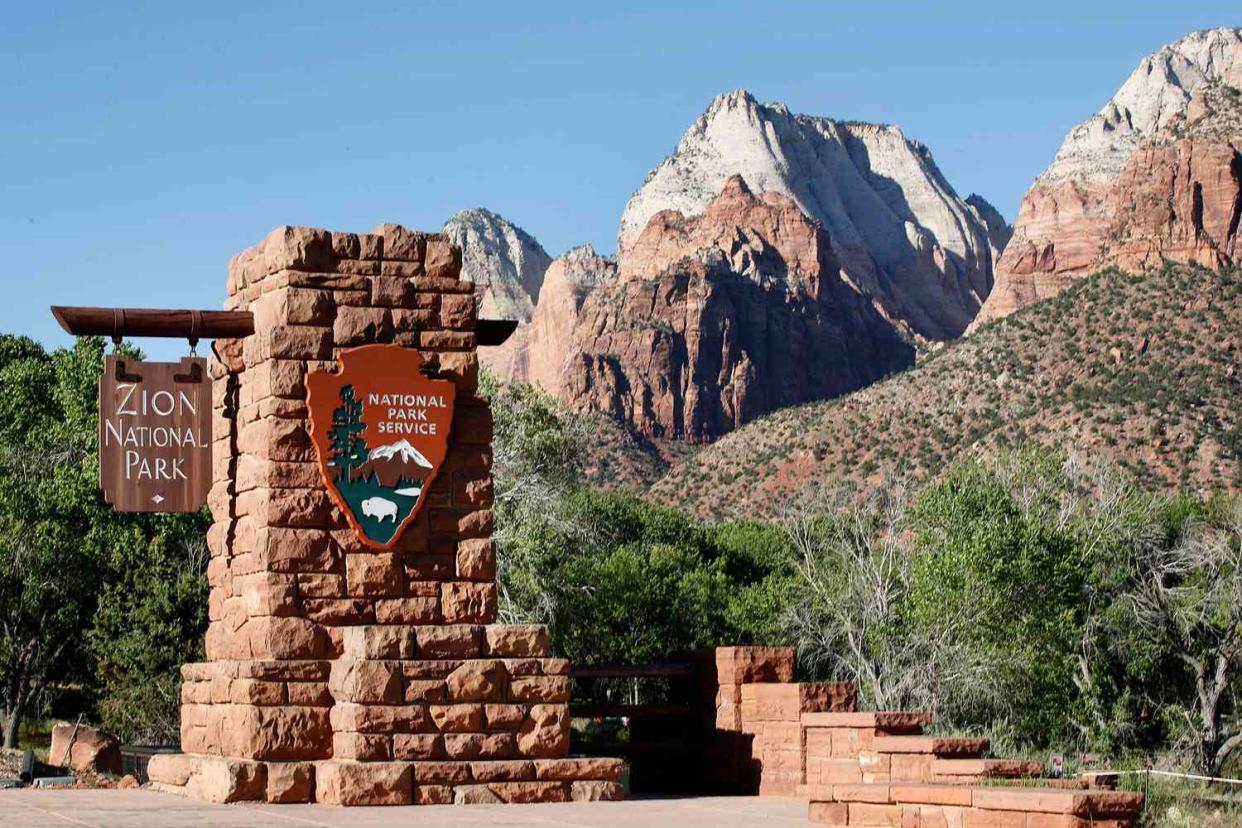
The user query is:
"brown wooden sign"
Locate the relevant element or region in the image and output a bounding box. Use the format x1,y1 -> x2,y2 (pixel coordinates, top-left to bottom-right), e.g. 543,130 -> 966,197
307,345 -> 455,550
98,355 -> 212,512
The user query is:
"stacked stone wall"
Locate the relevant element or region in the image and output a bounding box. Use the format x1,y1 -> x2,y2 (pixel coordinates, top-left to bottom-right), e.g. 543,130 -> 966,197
148,225 -> 623,805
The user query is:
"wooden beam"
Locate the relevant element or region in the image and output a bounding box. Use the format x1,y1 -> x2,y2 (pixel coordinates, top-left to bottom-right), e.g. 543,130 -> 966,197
51,306 -> 518,346
51,306 -> 254,340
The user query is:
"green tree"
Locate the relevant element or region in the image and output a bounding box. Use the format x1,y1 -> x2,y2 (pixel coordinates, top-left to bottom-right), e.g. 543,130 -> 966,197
0,335 -> 211,747
0,336 -> 110,747
329,384 -> 368,482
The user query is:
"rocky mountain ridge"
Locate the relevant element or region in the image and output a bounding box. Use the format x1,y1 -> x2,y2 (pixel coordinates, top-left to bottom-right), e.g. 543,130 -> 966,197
460,91 -> 1011,440
973,27 -> 1242,328
509,176 -> 916,441
443,207 -> 552,323
619,90 -> 1006,341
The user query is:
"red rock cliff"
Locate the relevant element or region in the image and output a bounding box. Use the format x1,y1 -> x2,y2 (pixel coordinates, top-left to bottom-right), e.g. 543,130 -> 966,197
511,176 -> 914,441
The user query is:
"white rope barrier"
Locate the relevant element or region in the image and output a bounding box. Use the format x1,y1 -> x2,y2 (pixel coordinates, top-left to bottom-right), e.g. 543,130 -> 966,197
1089,768 -> 1242,786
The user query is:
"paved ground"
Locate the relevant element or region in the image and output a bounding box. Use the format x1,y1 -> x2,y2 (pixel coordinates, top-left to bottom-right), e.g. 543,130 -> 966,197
0,789 -> 812,827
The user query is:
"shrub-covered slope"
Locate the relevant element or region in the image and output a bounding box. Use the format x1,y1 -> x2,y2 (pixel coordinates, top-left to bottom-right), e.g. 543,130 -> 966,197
649,264 -> 1241,519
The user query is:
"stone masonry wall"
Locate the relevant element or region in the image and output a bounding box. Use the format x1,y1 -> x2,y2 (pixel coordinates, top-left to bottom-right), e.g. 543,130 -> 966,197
704,646 -> 856,795
148,225 -> 624,805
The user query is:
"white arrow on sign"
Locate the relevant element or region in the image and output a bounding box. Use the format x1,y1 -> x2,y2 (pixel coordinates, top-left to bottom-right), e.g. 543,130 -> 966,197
152,494 -> 165,504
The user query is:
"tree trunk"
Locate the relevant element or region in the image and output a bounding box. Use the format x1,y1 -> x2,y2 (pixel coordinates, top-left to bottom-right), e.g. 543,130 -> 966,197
3,698 -> 23,749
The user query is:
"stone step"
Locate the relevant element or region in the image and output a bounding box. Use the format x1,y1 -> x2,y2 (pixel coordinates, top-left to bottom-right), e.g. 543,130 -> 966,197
872,735 -> 988,757
800,711 -> 932,734
971,787 -> 1145,817
931,758 -> 1043,780
806,782 -> 1144,825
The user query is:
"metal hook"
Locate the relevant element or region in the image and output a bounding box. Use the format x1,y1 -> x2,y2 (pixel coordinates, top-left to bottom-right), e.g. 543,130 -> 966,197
111,309 -> 125,349
188,310 -> 202,357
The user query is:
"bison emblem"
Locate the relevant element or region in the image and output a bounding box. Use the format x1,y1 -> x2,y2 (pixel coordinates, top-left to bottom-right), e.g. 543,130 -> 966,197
361,496 -> 399,523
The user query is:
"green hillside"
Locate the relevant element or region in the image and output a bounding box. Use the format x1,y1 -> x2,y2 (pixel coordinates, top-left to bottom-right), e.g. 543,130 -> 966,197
648,264 -> 1241,519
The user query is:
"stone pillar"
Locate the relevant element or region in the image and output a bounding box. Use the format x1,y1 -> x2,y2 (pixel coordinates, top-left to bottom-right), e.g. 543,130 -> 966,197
701,646 -> 856,796
148,225 -> 625,806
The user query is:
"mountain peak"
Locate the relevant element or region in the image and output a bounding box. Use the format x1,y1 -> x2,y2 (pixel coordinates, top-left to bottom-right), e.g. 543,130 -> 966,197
975,26 -> 1242,330
1039,26 -> 1242,187
443,208 -> 552,323
618,91 -> 1006,339
367,438 -> 432,468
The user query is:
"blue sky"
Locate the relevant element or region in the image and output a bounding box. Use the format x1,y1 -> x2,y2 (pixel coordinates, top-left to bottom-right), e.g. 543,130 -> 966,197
2,3 -> 1237,359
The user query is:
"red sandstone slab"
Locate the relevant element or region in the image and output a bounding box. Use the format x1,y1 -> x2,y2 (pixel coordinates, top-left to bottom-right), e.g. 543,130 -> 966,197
889,784 -> 974,807
873,735 -> 988,757
971,787 -> 1144,817
533,757 -> 627,781
932,758 -> 1043,779
825,783 -> 892,803
801,711 -> 932,732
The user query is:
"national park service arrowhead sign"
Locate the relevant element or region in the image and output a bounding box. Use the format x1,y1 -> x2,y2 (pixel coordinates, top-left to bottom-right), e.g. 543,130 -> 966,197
307,345 -> 455,550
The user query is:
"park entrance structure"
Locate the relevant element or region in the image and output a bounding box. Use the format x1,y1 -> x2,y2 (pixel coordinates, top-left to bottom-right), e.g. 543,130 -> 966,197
146,224 -> 624,805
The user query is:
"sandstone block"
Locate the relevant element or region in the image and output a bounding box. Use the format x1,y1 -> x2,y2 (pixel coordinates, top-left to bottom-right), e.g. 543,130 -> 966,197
516,704 -> 570,757
391,308 -> 438,333
247,616 -> 331,660
49,723 -> 122,775
441,581 -> 497,624
489,780 -> 569,803
334,306 -> 393,346
287,681 -> 333,706
220,705 -> 332,761
485,704 -> 527,731
393,733 -> 443,760
252,287 -> 334,327
346,553 -> 401,597
808,802 -> 848,825
509,675 -> 570,703
315,760 -> 412,806
534,757 -> 627,781
403,679 -> 447,703
484,624 -> 549,658
243,358 -> 306,400
228,678 -> 286,706
454,784 -> 501,804
370,277 -> 419,307
429,703 -> 484,733
404,553 -> 454,580
265,762 -> 314,803
197,757 -> 266,803
372,224 -> 425,262
444,732 -> 517,760
329,703 -> 430,734
410,760 -> 470,784
438,351 -> 479,391
415,625 -> 481,658
245,326 -> 333,362
424,236 -> 462,280
333,732 -> 392,761
414,784 -> 454,804
261,226 -> 335,274
569,781 -> 625,801
297,573 -> 344,599
714,646 -> 795,684
147,753 -> 195,786
374,597 -> 440,625
470,760 -> 536,782
446,659 -> 507,702
340,625 -> 414,660
328,660 -> 402,704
